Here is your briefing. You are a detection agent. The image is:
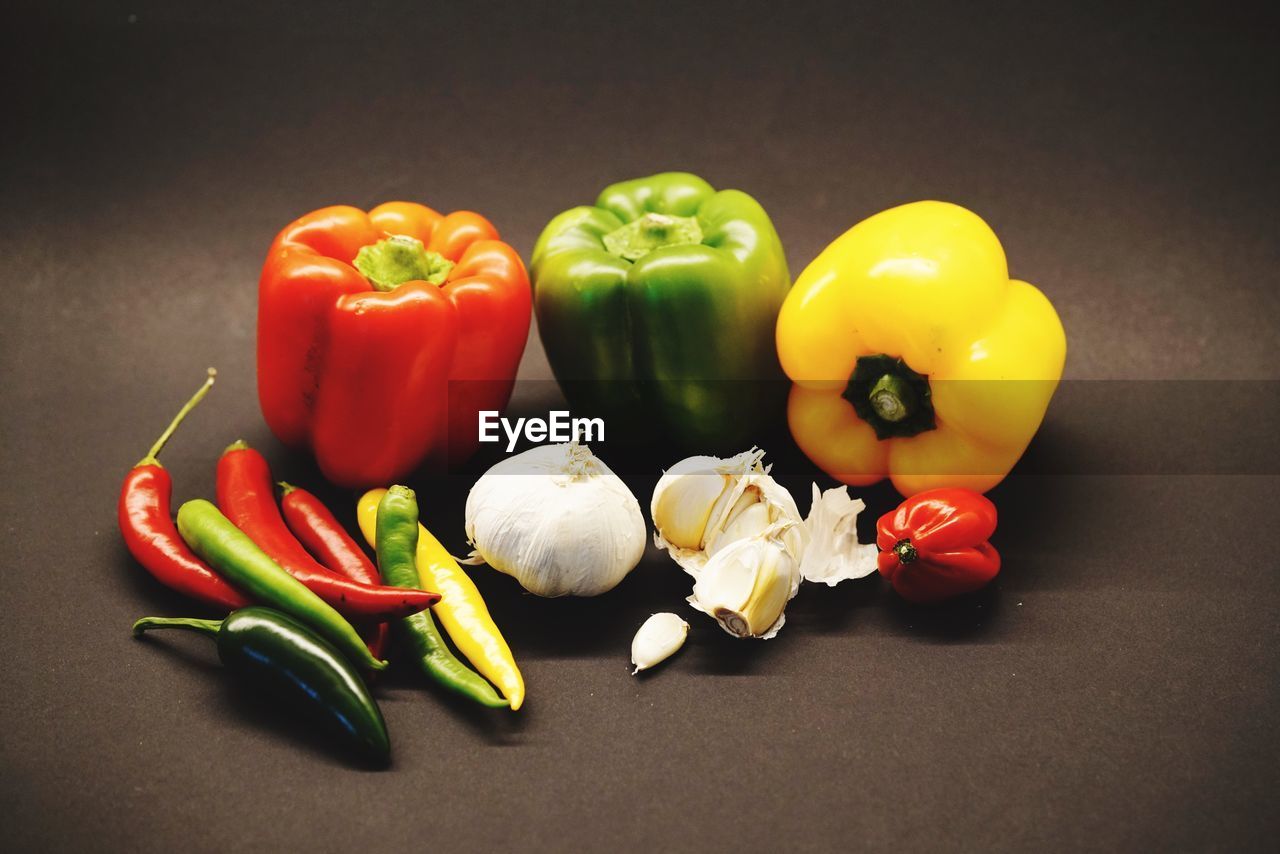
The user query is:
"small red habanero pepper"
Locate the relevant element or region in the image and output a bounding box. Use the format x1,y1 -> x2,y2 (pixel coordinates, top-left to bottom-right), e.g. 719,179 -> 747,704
118,369 -> 249,611
258,203 -> 532,487
876,488 -> 1001,604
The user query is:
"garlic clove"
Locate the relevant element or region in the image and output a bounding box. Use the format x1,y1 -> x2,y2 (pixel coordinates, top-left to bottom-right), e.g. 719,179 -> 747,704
650,470 -> 730,551
714,497 -> 771,552
631,612 -> 690,674
689,538 -> 797,638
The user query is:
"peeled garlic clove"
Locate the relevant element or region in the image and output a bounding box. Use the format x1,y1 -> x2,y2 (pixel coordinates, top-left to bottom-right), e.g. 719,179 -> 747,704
689,538 -> 797,639
650,470 -> 730,550
630,612 -> 690,674
715,496 -> 771,551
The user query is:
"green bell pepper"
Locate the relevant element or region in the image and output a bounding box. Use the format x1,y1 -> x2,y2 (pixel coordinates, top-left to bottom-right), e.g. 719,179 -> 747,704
530,172 -> 791,447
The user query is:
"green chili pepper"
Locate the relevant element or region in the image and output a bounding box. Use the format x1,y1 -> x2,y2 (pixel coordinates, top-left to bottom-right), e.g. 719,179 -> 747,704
133,606 -> 390,763
175,498 -> 386,671
376,486 -> 508,708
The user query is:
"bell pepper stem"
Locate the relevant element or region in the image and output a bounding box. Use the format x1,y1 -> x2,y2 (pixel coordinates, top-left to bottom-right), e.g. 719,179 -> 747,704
602,212 -> 704,262
132,616 -> 223,639
137,368 -> 217,467
868,374 -> 915,422
354,234 -> 454,291
843,354 -> 937,440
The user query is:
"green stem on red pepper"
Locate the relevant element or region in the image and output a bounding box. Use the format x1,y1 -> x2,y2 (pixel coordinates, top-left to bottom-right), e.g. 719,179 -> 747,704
354,234 -> 454,291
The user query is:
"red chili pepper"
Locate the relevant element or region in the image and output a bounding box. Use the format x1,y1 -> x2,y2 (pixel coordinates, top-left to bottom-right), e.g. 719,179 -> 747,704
118,369 -> 249,611
279,482 -> 390,659
215,440 -> 439,619
875,488 -> 1001,604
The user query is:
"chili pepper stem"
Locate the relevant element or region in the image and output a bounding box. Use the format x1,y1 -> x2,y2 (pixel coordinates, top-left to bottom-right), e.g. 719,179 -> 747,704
137,368 -> 217,467
132,616 -> 223,639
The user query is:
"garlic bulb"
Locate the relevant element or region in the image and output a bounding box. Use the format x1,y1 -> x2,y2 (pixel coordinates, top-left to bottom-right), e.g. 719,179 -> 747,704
651,448 -> 878,638
631,613 -> 689,674
464,443 -> 646,597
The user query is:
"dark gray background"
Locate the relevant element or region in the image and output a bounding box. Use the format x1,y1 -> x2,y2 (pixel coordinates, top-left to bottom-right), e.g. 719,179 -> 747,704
3,1 -> 1277,852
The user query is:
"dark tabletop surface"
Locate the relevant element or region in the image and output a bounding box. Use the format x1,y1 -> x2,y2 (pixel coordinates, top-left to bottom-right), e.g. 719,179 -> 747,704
3,2 -> 1278,852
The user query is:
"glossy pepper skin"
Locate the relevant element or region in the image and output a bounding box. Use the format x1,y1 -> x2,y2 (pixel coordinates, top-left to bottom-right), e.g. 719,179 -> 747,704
280,483 -> 389,659
216,441 -> 438,621
876,488 -> 1000,604
133,607 -> 390,764
358,488 -> 524,710
118,370 -> 248,611
175,498 -> 387,671
258,202 -> 531,487
375,486 -> 508,708
777,201 -> 1066,495
531,172 -> 791,448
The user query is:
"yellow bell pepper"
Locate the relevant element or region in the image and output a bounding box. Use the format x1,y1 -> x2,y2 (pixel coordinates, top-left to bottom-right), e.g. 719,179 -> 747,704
776,201 -> 1066,495
357,488 -> 525,710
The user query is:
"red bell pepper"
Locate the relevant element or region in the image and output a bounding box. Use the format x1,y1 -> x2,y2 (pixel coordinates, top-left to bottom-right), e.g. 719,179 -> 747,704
875,488 -> 1001,603
258,202 -> 531,487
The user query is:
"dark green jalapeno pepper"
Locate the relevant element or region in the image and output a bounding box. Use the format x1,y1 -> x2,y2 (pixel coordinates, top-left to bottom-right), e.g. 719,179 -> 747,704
175,498 -> 387,671
133,606 -> 390,763
376,486 -> 508,708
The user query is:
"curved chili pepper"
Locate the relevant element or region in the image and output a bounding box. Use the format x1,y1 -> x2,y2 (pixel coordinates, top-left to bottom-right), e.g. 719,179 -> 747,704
875,488 -> 1001,604
133,606 -> 390,763
280,482 -> 389,659
176,499 -> 386,670
118,369 -> 249,611
376,486 -> 507,708
358,488 -> 524,710
215,441 -> 438,620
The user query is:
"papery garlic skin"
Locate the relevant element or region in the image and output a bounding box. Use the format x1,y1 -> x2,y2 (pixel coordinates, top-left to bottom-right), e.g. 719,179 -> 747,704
631,612 -> 689,674
799,483 -> 879,586
465,443 -> 645,597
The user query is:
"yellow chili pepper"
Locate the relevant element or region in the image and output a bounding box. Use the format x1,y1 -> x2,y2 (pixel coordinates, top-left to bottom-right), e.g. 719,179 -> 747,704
776,201 -> 1066,495
357,488 -> 525,710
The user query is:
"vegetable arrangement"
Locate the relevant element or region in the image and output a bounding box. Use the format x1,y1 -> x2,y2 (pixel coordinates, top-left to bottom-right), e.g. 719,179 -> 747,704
121,177 -> 1062,763
123,374 -> 525,765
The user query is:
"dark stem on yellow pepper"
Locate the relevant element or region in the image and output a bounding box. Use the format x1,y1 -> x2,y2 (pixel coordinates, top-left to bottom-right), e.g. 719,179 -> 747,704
843,354 -> 937,440
354,234 -> 454,291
